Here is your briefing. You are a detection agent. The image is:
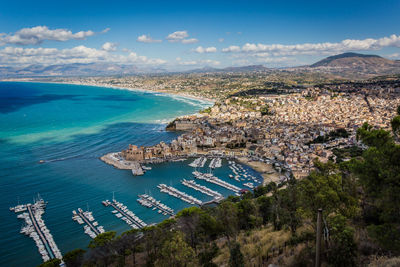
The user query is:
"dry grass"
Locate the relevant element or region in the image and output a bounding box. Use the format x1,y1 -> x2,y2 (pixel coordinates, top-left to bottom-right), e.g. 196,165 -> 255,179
368,256 -> 400,267
213,225 -> 292,266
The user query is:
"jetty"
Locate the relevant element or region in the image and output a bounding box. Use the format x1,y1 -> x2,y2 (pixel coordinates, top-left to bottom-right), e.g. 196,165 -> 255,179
101,152 -> 144,175
72,209 -> 105,239
192,171 -> 241,193
181,179 -> 223,200
103,199 -> 147,229
208,157 -> 222,169
157,184 -> 203,205
11,196 -> 62,263
189,157 -> 207,168
137,194 -> 175,216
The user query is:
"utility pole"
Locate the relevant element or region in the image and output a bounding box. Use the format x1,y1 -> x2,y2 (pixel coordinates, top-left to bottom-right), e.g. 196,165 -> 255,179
315,208 -> 322,267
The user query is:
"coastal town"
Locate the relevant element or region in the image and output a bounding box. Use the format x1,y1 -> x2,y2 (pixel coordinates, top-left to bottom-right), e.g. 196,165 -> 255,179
100,77 -> 400,184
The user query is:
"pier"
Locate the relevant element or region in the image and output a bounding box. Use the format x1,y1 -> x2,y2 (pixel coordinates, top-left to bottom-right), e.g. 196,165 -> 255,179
12,197 -> 62,263
157,184 -> 203,205
137,194 -> 175,216
181,179 -> 223,200
189,157 -> 207,168
103,199 -> 147,229
208,157 -> 222,169
72,209 -> 105,239
192,171 -> 241,193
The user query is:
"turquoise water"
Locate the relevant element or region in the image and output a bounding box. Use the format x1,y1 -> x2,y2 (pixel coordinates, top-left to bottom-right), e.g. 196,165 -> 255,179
0,82 -> 262,266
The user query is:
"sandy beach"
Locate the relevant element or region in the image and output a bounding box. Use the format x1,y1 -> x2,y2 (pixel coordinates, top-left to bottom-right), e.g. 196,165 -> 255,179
236,157 -> 280,186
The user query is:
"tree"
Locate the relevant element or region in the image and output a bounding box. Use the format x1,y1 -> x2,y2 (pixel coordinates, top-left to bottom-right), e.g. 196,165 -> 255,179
397,105 -> 400,115
326,215 -> 357,267
297,160 -> 358,225
63,249 -> 85,267
215,201 -> 239,243
38,258 -> 61,267
391,115 -> 400,138
156,231 -> 196,267
198,242 -> 219,267
88,231 -> 116,248
229,242 -> 244,267
351,123 -> 400,252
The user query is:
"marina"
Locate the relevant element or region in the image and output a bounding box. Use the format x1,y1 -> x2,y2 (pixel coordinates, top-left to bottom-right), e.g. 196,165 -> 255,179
137,194 -> 175,216
181,179 -> 223,199
102,199 -> 147,229
11,196 -> 62,263
157,184 -> 203,205
72,208 -> 105,239
189,157 -> 207,168
192,171 -> 241,193
208,157 -> 222,169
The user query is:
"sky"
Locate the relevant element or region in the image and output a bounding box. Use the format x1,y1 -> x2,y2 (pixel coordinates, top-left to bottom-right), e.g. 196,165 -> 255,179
0,0 -> 399,71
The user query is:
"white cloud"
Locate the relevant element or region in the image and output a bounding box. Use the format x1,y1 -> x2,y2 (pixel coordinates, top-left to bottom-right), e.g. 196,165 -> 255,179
101,42 -> 117,52
387,53 -> 400,59
0,45 -> 166,66
137,34 -> 162,43
193,46 -> 217,53
181,38 -> 198,44
166,30 -> 198,44
218,38 -> 224,43
222,45 -> 241,52
222,34 -> 400,56
178,59 -> 220,66
0,26 -> 104,46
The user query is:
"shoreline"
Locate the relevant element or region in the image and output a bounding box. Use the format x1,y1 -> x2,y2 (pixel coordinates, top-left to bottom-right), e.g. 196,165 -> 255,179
0,79 -> 216,104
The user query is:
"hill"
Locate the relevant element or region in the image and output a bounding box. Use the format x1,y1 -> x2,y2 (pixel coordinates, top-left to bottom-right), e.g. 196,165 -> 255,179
309,52 -> 400,77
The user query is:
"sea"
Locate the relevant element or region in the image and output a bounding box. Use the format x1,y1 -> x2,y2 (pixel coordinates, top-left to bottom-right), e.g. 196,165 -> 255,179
0,82 -> 262,266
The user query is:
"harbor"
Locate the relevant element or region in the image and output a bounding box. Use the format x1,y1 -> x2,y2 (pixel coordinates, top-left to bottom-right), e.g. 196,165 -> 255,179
208,157 -> 222,169
72,208 -> 105,239
102,199 -> 147,229
11,196 -> 62,263
192,171 -> 242,194
181,179 -> 223,200
157,184 -> 203,205
137,194 -> 175,216
188,157 -> 207,168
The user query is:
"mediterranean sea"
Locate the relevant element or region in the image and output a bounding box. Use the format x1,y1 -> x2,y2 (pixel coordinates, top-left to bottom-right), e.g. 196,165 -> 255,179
0,82 -> 262,266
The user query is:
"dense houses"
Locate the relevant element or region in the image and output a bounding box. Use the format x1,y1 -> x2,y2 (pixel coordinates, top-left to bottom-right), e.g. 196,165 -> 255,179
121,90 -> 400,179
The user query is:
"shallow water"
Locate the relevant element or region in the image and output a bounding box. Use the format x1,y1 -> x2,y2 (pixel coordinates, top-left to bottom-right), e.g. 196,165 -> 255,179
0,82 -> 261,266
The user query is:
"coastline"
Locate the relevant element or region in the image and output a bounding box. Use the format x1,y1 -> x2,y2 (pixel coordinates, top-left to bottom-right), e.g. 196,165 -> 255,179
0,79 -> 215,104
236,157 -> 280,186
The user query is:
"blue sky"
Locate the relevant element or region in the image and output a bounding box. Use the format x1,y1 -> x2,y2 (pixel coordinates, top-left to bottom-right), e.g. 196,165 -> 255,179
0,0 -> 399,70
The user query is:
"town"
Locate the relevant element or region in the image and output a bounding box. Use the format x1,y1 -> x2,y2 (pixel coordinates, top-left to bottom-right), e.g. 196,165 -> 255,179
101,78 -> 400,183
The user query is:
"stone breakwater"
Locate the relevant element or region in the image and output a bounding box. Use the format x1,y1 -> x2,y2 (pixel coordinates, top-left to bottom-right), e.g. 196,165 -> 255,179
100,153 -> 144,175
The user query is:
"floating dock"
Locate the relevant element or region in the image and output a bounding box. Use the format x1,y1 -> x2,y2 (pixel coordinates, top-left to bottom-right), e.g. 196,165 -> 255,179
192,171 -> 241,193
103,199 -> 147,229
72,209 -> 105,239
181,179 -> 223,200
137,194 -> 175,216
11,196 -> 62,263
157,184 -> 203,205
209,158 -> 222,169
189,157 -> 207,168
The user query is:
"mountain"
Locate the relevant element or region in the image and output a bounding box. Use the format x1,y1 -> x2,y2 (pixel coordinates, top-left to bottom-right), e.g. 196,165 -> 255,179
187,65 -> 269,73
0,63 -> 167,78
309,52 -> 400,75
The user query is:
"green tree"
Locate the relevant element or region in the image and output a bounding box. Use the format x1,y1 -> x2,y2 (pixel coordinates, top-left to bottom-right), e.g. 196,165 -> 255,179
155,232 -> 196,267
216,201 -> 239,243
88,231 -> 116,248
63,248 -> 85,267
326,215 -> 357,267
351,123 -> 400,252
391,115 -> 400,138
297,160 -> 358,224
38,258 -> 61,267
229,242 -> 244,267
